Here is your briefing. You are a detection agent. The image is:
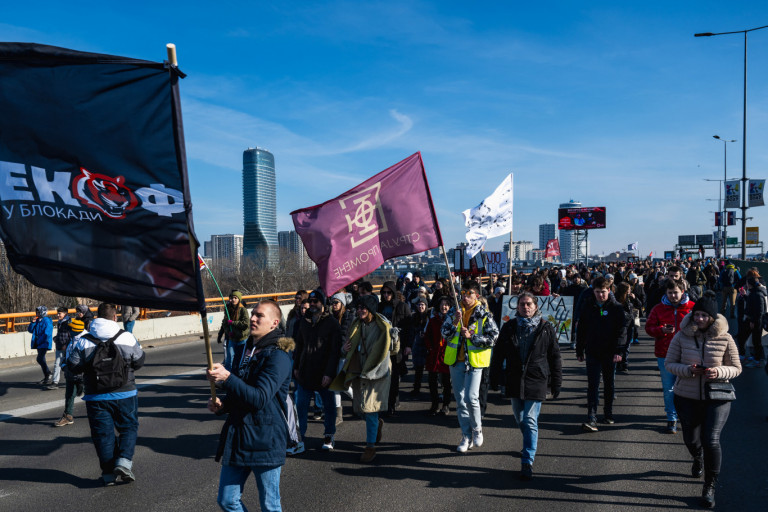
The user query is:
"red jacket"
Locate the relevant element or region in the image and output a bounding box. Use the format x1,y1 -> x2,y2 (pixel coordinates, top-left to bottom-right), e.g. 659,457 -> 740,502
645,299 -> 695,358
424,312 -> 450,373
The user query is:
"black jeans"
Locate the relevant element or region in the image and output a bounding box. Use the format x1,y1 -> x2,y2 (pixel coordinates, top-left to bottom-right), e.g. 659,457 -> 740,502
36,348 -> 51,378
586,354 -> 616,418
673,394 -> 731,475
749,322 -> 766,361
428,371 -> 452,406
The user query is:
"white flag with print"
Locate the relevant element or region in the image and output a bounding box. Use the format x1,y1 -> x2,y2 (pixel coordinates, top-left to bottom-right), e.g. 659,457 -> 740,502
462,173 -> 513,258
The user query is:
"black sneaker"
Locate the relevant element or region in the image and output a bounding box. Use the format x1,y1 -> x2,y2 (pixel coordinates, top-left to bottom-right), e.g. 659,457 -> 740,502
582,419 -> 598,432
520,463 -> 533,481
101,473 -> 117,486
600,416 -> 615,425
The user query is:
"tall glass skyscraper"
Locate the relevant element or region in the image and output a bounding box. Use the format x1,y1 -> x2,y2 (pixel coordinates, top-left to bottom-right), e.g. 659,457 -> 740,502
242,147 -> 277,263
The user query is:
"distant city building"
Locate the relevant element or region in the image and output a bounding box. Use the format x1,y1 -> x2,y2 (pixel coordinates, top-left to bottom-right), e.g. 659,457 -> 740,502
527,248 -> 547,261
278,230 -> 314,269
558,200 -> 589,262
242,147 -> 277,264
210,234 -> 244,272
506,241 -> 533,261
538,223 -> 556,250
203,241 -> 212,258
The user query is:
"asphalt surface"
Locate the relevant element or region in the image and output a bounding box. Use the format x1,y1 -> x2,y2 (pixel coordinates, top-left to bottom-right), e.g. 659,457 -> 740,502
1,324 -> 767,512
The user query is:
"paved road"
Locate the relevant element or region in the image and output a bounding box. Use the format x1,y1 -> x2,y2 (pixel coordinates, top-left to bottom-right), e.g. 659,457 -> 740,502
1,326 -> 767,511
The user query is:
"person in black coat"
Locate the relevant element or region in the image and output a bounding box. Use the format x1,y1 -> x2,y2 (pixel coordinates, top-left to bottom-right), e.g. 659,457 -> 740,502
293,289 -> 342,450
378,281 -> 412,415
495,291 -> 562,481
744,277 -> 767,366
576,276 -> 628,431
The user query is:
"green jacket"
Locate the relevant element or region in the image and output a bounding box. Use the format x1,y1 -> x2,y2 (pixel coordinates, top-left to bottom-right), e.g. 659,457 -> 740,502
219,304 -> 249,342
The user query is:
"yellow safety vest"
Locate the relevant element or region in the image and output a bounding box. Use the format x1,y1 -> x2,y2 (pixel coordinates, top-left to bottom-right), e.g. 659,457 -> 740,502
443,315 -> 492,368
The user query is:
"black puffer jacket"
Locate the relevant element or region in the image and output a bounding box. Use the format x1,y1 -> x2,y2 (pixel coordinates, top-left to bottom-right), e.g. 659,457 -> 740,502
378,281 -> 412,351
293,312 -> 341,391
495,317 -> 562,401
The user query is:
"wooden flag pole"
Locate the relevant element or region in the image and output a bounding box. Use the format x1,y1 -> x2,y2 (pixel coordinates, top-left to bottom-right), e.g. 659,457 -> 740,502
440,245 -> 462,314
166,44 -> 178,67
168,42 -> 216,399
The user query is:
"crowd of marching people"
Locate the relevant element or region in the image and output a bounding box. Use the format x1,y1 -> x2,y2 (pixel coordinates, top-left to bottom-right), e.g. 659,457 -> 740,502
25,258 -> 765,510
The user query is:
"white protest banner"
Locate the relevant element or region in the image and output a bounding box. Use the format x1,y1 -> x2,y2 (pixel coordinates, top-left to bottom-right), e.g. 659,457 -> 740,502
501,295 -> 574,344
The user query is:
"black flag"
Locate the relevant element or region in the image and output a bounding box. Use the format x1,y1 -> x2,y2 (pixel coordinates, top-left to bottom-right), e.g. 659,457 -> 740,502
0,43 -> 204,311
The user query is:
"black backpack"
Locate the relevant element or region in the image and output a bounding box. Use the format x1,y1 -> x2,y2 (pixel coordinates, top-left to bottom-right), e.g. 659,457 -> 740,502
85,330 -> 127,393
721,268 -> 735,287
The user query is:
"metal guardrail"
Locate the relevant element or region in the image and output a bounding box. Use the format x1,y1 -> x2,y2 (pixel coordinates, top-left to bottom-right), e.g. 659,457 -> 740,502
0,275 -> 514,334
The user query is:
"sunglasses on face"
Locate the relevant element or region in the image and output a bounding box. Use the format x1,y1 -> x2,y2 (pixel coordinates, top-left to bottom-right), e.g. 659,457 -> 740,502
308,298 -> 321,304
460,290 -> 475,296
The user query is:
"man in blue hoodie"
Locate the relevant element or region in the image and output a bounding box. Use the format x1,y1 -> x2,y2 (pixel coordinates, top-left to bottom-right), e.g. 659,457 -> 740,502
67,303 -> 145,486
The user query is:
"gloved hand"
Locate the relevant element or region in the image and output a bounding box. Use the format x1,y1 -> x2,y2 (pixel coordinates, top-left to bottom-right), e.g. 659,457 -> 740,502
550,388 -> 560,400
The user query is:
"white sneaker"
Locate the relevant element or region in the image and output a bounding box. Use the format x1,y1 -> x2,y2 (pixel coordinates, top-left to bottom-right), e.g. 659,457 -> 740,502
472,429 -> 483,448
321,435 -> 335,451
286,441 -> 305,455
457,435 -> 474,453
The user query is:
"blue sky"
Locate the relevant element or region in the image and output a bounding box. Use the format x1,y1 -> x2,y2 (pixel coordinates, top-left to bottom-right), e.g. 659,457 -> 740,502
4,1 -> 768,257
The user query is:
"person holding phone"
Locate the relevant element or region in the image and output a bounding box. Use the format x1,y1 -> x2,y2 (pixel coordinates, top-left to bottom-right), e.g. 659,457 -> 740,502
646,279 -> 695,434
664,291 -> 741,508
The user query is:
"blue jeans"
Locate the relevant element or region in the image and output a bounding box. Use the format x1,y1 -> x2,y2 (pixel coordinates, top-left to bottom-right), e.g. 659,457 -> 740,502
224,339 -> 247,372
511,399 -> 542,465
218,464 -> 282,512
657,358 -> 678,422
52,349 -> 65,384
364,413 -> 379,446
586,354 -> 616,418
295,383 -> 336,438
85,395 -> 139,473
449,364 -> 484,437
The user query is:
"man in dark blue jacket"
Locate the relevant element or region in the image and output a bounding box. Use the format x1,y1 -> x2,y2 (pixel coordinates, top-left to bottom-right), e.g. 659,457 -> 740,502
208,300 -> 292,512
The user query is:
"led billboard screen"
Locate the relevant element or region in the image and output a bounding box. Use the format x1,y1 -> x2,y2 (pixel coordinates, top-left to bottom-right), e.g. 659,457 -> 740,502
557,207 -> 606,231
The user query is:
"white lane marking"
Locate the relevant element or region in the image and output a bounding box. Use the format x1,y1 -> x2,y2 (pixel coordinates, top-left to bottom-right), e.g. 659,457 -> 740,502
0,369 -> 205,422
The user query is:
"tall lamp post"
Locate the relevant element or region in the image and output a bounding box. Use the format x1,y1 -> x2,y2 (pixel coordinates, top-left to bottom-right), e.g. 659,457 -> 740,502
704,185 -> 724,256
696,25 -> 768,259
712,135 -> 737,257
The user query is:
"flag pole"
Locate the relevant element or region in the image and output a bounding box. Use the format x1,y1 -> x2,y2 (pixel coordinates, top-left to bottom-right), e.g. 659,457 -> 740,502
440,245 -> 462,315
168,42 -> 216,400
508,231 -> 513,292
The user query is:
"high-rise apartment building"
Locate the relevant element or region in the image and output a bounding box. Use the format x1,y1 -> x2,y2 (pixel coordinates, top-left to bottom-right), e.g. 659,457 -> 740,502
504,241 -> 534,261
242,147 -> 277,264
210,234 -> 244,272
278,230 -> 314,269
538,223 -> 556,250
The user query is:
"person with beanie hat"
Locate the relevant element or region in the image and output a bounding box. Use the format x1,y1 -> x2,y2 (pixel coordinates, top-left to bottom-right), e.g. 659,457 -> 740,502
218,290 -> 250,371
54,317 -> 86,427
47,307 -> 73,390
378,281 -> 412,416
294,288 -> 342,451
333,295 -> 394,462
743,276 -> 767,367
28,305 -> 53,386
665,291 -> 741,508
329,290 -> 355,426
75,304 -> 95,331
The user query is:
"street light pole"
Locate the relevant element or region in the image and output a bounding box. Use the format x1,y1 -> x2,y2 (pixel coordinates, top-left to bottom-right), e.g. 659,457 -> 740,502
696,25 -> 768,259
712,136 -> 736,257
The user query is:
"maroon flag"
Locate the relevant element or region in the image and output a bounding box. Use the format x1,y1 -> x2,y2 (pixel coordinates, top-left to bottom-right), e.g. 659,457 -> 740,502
545,239 -> 560,258
291,152 -> 442,294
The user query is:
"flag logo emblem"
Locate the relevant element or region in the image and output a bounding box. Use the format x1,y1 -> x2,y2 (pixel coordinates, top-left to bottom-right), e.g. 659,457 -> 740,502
72,167 -> 138,219
340,182 -> 389,248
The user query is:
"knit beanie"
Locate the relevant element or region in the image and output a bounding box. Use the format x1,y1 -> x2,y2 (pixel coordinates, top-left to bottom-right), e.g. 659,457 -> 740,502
309,288 -> 326,305
36,306 -> 48,317
357,294 -> 379,314
229,290 -> 243,302
331,292 -> 348,306
691,291 -> 718,320
69,319 -> 85,333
